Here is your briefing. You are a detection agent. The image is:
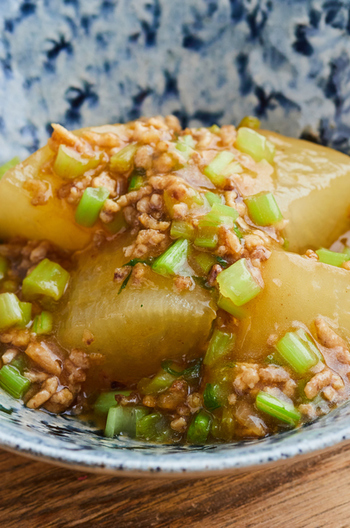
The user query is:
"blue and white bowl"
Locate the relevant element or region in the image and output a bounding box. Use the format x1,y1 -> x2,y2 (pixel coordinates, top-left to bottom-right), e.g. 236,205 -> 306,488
1,0 -> 350,475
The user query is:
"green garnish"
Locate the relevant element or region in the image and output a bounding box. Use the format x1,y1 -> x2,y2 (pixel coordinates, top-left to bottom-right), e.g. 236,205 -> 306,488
22,259 -> 70,301
75,186 -> 110,228
256,391 -> 301,425
217,258 -> 262,306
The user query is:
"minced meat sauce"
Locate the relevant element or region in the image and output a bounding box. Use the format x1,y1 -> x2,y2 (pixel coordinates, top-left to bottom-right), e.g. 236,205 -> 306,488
0,114 -> 350,444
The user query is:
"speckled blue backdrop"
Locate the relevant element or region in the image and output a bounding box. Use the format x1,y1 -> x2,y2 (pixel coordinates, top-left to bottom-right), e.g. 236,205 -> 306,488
2,0 -> 350,164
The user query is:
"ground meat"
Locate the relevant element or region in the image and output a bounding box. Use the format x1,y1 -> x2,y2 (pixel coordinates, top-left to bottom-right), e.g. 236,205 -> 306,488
44,388 -> 74,413
172,203 -> 188,219
314,317 -> 347,350
25,341 -> 62,376
299,403 -> 318,420
233,363 -> 296,398
186,392 -> 202,413
233,364 -> 260,392
157,380 -> 188,411
0,328 -> 31,347
1,348 -> 18,365
23,179 -> 50,206
123,229 -> 167,259
134,145 -> 154,170
173,276 -> 194,292
207,264 -> 223,286
26,376 -> 59,409
116,185 -> 152,208
304,367 -> 344,400
217,226 -> 242,258
138,213 -> 170,231
114,267 -> 130,283
92,172 -> 117,197
170,416 -> 187,433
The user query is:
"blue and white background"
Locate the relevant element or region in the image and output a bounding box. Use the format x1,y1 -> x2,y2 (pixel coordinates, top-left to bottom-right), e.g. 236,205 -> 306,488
1,0 -> 350,162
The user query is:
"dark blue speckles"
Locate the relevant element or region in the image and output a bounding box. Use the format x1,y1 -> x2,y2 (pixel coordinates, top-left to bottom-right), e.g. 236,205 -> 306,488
128,88 -> 152,121
0,53 -> 12,79
192,110 -> 223,127
141,0 -> 161,47
46,35 -> 73,61
20,122 -> 40,154
100,1 -> 116,17
164,71 -> 179,98
4,19 -> 15,33
254,86 -> 300,117
236,53 -> 253,96
246,2 -> 272,40
129,32 -> 141,43
229,0 -> 245,22
292,24 -> 314,56
207,2 -> 218,17
81,14 -> 98,35
309,8 -> 322,28
20,1 -> 36,17
64,82 -> 99,125
182,34 -> 204,51
324,1 -> 348,29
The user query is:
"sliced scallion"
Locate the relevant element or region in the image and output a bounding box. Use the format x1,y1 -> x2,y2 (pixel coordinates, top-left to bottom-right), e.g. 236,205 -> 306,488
170,220 -> 195,241
152,239 -> 190,276
217,294 -> 248,319
94,390 -> 132,416
256,391 -> 301,425
205,192 -> 222,207
136,412 -> 171,442
110,144 -> 138,173
236,127 -> 275,163
105,210 -> 128,234
0,365 -> 31,399
138,369 -> 176,395
217,258 -> 262,306
193,252 -> 217,274
194,226 -> 219,249
128,169 -> 145,192
245,192 -> 283,226
275,329 -> 320,374
32,311 -> 53,335
105,405 -> 148,438
203,383 -> 222,411
204,329 -> 236,367
204,151 -> 235,186
18,302 -> 32,328
0,293 -> 24,330
187,410 -> 212,444
54,145 -> 100,179
316,248 -> 350,267
22,259 -> 70,301
75,186 -> 109,228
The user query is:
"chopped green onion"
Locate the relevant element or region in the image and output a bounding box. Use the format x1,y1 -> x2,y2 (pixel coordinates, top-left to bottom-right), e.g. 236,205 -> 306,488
256,390 -> 301,425
211,407 -> 235,441
152,239 -> 190,276
176,135 -> 195,160
209,124 -> 221,134
170,221 -> 195,241
161,359 -> 202,382
205,192 -> 222,207
316,248 -> 350,267
10,355 -> 27,373
0,365 -> 31,399
94,390 -> 132,415
54,145 -> 100,179
217,294 -> 248,319
275,329 -> 320,374
0,157 -> 20,179
136,412 -> 171,442
199,203 -> 239,228
22,259 -> 70,301
238,116 -> 260,129
105,210 -> 128,234
32,311 -> 53,335
204,329 -> 236,367
0,293 -> 24,330
194,252 -> 217,274
75,186 -> 109,228
138,369 -> 176,395
187,410 -> 212,444
217,258 -> 262,306
194,226 -> 219,249
203,383 -> 222,411
342,247 -> 350,258
0,256 -> 8,281
245,192 -> 283,226
264,352 -> 286,366
105,405 -> 148,438
236,127 -> 275,163
18,302 -> 32,328
110,144 -> 138,173
204,151 -> 235,186
128,169 -> 145,192
221,161 -> 243,176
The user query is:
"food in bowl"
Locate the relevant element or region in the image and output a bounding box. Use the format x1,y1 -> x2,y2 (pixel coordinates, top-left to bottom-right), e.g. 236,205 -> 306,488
0,115 -> 350,444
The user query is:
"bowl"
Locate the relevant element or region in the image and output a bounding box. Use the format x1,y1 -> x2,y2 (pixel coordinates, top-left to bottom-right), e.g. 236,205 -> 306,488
1,0 -> 350,476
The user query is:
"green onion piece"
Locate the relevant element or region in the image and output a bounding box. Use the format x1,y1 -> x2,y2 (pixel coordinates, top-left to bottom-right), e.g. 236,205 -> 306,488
217,294 -> 248,319
110,144 -> 138,173
275,329 -> 320,374
10,355 -> 27,373
0,256 -> 8,281
238,116 -> 260,129
194,226 -> 219,249
203,383 -> 222,411
204,151 -> 235,186
205,192 -> 222,207
128,169 -> 145,192
204,329 -> 236,367
0,365 -> 31,399
54,145 -> 100,179
194,252 -> 217,274
170,220 -> 195,241
209,124 -> 220,134
22,259 -> 70,301
211,407 -> 235,441
221,161 -> 243,176
199,204 -> 239,228
136,412 -> 171,442
161,360 -> 202,383
187,410 -> 212,444
75,186 -> 109,228
236,127 -> 275,163
176,135 -> 195,160
264,352 -> 286,366
342,247 -> 350,258
95,390 -> 132,416
138,369 -> 176,395
217,258 -> 262,306
105,210 -> 128,234
0,157 -> 20,179
32,311 -> 53,335
152,239 -> 190,276
105,405 -> 148,438
18,302 -> 32,328
316,248 -> 350,267
256,391 -> 301,425
245,192 -> 283,226
0,293 -> 23,330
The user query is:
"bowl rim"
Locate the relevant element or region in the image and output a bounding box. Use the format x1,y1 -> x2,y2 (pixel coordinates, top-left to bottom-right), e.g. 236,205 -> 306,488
1,408 -> 350,475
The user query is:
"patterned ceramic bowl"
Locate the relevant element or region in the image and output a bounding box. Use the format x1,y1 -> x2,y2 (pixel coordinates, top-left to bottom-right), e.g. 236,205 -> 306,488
1,0 -> 350,475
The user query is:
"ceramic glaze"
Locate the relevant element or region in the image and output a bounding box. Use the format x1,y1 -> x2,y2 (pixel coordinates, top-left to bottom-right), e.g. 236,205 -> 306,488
1,0 -> 350,475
